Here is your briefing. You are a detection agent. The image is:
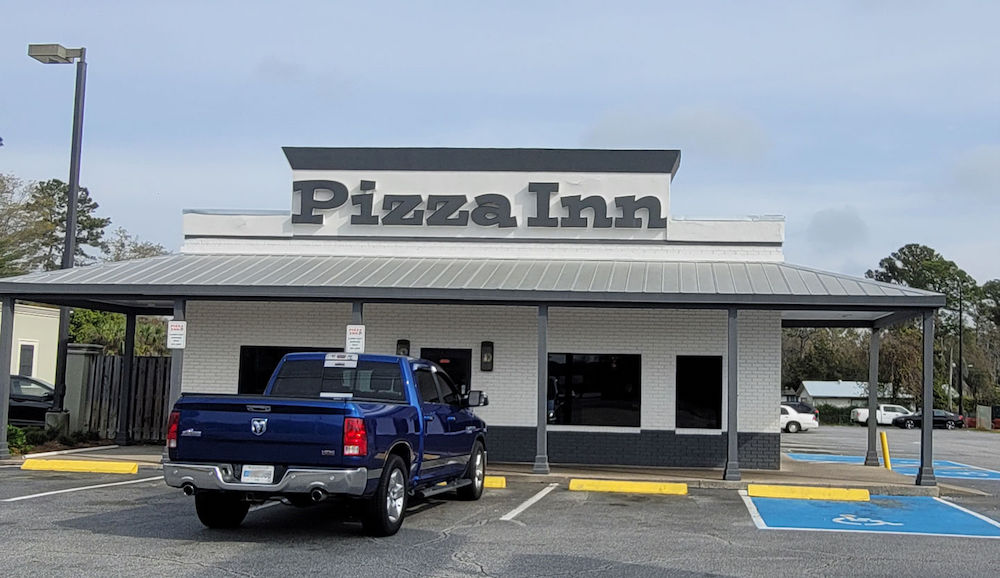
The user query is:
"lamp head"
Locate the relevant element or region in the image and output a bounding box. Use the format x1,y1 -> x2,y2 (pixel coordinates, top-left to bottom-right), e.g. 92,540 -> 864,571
28,44 -> 84,64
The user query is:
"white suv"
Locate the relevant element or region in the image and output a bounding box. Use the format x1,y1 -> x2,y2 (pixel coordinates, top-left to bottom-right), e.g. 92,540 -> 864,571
780,404 -> 819,433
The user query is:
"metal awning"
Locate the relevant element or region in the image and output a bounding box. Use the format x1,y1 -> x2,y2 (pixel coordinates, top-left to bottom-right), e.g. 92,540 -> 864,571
0,254 -> 943,326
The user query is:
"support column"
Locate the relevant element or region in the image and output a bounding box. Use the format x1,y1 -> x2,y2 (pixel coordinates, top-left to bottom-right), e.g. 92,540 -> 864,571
533,305 -> 550,474
0,297 -> 14,459
864,328 -> 881,466
166,300 -> 186,417
916,310 -> 936,486
723,308 -> 741,481
115,313 -> 136,445
352,301 -> 364,325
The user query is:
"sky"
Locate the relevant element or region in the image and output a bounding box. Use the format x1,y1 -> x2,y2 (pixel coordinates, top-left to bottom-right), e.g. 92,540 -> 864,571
1,1 -> 998,282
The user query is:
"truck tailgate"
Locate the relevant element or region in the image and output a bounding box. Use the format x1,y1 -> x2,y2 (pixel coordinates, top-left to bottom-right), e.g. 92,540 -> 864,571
171,396 -> 353,468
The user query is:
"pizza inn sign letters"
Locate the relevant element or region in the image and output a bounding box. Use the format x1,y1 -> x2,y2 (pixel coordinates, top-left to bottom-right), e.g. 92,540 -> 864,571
291,180 -> 667,230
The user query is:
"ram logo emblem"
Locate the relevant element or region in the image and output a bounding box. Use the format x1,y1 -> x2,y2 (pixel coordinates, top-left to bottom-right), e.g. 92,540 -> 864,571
250,418 -> 268,436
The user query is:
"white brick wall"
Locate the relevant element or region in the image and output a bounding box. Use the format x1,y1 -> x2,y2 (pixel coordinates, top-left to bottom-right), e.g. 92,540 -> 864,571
181,302 -> 780,433
181,301 -> 353,394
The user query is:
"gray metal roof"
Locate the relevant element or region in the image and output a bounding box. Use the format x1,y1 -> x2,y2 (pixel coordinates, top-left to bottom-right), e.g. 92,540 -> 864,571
0,254 -> 944,320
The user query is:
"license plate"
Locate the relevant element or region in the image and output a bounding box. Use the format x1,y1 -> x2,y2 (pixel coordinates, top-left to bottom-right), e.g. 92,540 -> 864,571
240,465 -> 274,484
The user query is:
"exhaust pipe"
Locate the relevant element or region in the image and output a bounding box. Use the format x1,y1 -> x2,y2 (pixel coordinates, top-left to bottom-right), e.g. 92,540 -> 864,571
310,488 -> 328,503
182,483 -> 196,496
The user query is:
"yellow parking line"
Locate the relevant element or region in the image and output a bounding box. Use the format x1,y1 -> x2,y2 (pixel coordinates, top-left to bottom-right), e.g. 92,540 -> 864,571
21,459 -> 139,475
569,479 -> 687,495
484,476 -> 506,489
747,484 -> 869,501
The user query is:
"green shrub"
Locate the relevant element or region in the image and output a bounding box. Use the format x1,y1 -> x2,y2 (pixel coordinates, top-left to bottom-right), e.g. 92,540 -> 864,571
6,425 -> 32,455
816,404 -> 854,425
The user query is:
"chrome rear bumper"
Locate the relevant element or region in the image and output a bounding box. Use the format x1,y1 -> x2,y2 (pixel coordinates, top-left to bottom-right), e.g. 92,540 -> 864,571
163,461 -> 371,496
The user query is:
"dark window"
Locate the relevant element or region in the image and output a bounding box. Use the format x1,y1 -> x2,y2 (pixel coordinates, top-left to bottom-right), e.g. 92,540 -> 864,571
434,370 -> 462,406
238,346 -> 342,394
780,407 -> 788,415
547,353 -> 640,427
676,356 -> 723,429
269,359 -> 404,401
18,343 -> 34,376
415,369 -> 441,403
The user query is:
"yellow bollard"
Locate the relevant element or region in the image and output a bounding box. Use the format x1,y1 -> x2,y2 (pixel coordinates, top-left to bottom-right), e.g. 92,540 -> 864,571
880,431 -> 892,470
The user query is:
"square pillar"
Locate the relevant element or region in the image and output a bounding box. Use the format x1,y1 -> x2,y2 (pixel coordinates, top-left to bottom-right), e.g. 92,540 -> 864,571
916,310 -> 936,486
114,313 -> 137,445
864,328 -> 881,466
723,308 -> 740,481
0,297 -> 14,459
533,305 -> 550,474
166,300 -> 186,417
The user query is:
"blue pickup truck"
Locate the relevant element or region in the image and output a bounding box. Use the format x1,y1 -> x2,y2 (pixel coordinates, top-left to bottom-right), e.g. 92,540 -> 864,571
164,352 -> 488,536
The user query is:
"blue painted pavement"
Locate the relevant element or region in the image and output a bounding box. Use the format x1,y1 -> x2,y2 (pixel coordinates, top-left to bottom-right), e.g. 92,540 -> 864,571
786,453 -> 1000,480
747,495 -> 1000,538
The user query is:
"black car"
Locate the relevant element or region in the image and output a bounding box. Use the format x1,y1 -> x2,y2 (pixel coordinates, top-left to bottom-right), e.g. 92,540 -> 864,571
892,408 -> 964,430
7,375 -> 56,427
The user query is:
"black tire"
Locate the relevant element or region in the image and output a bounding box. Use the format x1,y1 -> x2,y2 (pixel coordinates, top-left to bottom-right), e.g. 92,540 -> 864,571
457,441 -> 486,501
786,421 -> 801,434
903,420 -> 915,430
195,492 -> 250,529
363,454 -> 408,537
945,420 -> 956,430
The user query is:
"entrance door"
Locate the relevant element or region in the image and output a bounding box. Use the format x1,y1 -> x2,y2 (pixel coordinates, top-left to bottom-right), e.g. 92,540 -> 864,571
420,348 -> 473,392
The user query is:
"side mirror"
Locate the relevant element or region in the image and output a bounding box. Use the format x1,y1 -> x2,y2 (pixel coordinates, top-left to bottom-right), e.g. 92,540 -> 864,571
465,390 -> 488,407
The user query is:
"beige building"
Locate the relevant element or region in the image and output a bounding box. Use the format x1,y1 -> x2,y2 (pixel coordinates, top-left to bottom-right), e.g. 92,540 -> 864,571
2,303 -> 59,383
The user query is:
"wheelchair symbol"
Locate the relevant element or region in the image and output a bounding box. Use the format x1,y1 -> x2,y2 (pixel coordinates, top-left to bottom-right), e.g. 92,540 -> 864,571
832,513 -> 903,527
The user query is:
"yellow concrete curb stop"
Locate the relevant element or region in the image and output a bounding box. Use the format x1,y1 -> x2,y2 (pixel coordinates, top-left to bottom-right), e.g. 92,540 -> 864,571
21,459 -> 139,475
484,476 -> 506,489
747,484 -> 870,501
569,479 -> 687,495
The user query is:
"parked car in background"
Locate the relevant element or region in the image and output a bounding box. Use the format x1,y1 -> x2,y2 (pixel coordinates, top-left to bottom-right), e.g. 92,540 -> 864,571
850,404 -> 912,426
780,404 -> 819,433
892,409 -> 964,430
7,375 -> 56,427
784,401 -> 819,420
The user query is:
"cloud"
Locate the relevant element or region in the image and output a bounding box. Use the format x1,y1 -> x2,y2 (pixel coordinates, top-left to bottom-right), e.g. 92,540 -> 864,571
581,105 -> 770,162
806,206 -> 869,252
952,144 -> 1000,198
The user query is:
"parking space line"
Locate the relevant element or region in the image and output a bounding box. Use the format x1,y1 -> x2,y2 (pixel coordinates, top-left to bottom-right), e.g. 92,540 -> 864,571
1,476 -> 164,502
739,490 -> 767,529
250,501 -> 283,512
934,498 -> 1000,529
500,483 -> 559,521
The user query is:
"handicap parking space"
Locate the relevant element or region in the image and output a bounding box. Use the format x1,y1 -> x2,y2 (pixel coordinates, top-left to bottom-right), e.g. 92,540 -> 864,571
787,452 -> 1000,480
743,492 -> 1000,539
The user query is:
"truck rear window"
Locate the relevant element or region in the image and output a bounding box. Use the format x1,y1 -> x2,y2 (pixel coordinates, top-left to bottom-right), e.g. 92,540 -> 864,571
269,360 -> 405,402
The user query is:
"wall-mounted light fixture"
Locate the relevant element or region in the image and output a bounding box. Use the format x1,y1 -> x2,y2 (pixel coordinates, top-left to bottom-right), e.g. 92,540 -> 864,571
396,339 -> 410,357
480,341 -> 494,371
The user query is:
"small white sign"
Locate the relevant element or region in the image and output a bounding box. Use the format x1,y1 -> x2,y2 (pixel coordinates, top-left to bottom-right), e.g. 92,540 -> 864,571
167,321 -> 187,349
324,352 -> 358,368
345,324 -> 365,353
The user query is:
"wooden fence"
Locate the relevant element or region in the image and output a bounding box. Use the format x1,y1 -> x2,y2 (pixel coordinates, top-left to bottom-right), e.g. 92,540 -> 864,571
81,355 -> 171,442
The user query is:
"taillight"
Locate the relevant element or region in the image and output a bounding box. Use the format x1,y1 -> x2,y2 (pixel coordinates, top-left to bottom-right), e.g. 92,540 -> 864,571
343,417 -> 367,457
166,411 -> 180,449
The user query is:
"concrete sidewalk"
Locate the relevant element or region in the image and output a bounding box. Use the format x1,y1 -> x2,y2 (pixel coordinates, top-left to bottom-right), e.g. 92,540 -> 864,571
491,455 -> 953,497
5,445 -> 979,497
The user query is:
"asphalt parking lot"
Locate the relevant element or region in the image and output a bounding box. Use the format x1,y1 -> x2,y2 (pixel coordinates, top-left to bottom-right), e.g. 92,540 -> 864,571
2,461 -> 1000,578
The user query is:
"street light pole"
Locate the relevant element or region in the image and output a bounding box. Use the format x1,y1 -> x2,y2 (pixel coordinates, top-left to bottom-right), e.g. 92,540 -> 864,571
28,44 -> 87,420
958,281 -> 964,420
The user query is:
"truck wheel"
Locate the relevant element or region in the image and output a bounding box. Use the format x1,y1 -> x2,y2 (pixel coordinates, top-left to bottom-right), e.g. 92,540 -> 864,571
195,492 -> 250,529
457,441 -> 485,501
786,422 -> 800,434
363,454 -> 407,537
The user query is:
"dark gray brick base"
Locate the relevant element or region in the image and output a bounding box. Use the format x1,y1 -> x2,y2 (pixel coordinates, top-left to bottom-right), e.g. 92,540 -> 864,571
488,426 -> 779,470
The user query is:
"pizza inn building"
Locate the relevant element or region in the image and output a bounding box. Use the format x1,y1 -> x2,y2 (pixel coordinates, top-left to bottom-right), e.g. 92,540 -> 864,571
0,148 -> 945,480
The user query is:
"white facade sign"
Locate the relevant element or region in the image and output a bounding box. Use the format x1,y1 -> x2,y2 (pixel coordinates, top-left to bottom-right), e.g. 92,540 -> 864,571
167,321 -> 187,349
345,324 -> 365,353
289,171 -> 672,242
